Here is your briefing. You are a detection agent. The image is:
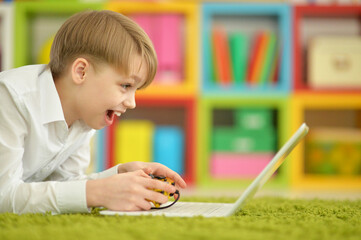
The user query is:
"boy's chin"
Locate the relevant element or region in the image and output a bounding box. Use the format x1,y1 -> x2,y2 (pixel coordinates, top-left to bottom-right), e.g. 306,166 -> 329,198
85,120 -> 105,130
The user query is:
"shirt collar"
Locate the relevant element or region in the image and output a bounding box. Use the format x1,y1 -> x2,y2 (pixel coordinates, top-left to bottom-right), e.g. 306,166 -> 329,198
39,66 -> 93,132
39,66 -> 66,125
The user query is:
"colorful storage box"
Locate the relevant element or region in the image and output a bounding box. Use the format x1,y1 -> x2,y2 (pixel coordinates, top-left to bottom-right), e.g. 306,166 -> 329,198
153,126 -> 185,175
308,36 -> 361,89
212,127 -> 276,153
234,108 -> 273,131
305,128 -> 361,176
115,120 -> 154,164
211,152 -> 274,179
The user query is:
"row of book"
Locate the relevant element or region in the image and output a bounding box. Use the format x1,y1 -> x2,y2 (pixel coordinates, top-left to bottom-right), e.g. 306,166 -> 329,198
130,14 -> 184,84
211,27 -> 280,86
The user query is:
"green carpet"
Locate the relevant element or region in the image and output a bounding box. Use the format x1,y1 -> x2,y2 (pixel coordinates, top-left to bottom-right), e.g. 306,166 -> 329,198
0,197 -> 360,240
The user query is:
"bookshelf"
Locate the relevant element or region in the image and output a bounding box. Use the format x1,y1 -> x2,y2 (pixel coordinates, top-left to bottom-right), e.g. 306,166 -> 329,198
291,5 -> 361,190
198,3 -> 293,189
202,3 -> 291,96
197,95 -> 291,188
13,1 -> 106,175
6,1 -> 361,191
102,2 -> 199,184
106,2 -> 199,98
293,5 -> 361,93
14,2 -> 104,68
291,93 -> 361,190
0,3 -> 13,71
106,97 -> 196,184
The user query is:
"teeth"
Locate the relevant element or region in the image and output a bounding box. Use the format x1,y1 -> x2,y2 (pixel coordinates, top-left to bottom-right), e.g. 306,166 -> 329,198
114,112 -> 121,117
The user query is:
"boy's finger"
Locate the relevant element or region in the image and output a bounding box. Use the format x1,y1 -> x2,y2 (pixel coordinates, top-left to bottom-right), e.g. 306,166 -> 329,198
150,166 -> 187,189
165,171 -> 187,189
144,178 -> 177,194
134,169 -> 151,178
144,189 -> 169,205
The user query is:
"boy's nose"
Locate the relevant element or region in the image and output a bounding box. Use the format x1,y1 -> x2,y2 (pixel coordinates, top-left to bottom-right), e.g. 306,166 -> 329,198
123,92 -> 136,109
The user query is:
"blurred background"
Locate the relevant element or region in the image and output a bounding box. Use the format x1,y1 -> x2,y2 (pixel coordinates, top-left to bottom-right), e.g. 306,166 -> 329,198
1,0 -> 361,199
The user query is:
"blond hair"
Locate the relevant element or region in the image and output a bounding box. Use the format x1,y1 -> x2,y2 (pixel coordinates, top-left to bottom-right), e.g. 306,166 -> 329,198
49,10 -> 157,89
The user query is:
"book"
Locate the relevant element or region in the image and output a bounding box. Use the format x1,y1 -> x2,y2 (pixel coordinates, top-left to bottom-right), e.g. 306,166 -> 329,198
156,14 -> 183,83
260,33 -> 277,85
210,32 -> 217,83
249,32 -> 270,84
212,26 -> 232,85
269,48 -> 280,84
229,33 -> 249,84
131,14 -> 161,82
246,33 -> 262,85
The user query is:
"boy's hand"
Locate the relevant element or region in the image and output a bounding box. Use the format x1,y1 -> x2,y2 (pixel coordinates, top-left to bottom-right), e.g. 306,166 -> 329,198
86,169 -> 178,211
117,161 -> 187,190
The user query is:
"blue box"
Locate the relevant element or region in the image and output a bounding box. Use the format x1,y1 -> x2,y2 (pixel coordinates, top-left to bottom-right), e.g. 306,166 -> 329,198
153,126 -> 184,175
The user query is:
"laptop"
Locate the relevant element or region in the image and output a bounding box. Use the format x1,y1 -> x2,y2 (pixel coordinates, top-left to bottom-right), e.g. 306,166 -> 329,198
100,123 -> 309,217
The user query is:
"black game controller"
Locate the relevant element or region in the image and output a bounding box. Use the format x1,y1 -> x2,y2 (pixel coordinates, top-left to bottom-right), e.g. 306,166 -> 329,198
149,174 -> 180,209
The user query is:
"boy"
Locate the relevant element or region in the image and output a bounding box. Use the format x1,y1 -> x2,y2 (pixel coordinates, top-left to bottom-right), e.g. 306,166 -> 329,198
0,10 -> 186,214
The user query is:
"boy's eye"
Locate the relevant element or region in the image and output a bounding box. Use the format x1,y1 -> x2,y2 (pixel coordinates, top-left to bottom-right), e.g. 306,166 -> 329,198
121,84 -> 131,90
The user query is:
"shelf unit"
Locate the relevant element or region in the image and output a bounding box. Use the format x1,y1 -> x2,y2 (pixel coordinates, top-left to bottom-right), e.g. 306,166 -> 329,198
199,3 -> 293,189
13,1 -> 106,175
0,3 -> 13,71
202,3 -> 291,96
291,93 -> 361,190
106,97 -> 196,184
291,5 -> 361,190
293,5 -> 361,93
101,2 -> 199,184
14,1 -> 104,68
197,95 -> 291,188
6,1 -> 361,191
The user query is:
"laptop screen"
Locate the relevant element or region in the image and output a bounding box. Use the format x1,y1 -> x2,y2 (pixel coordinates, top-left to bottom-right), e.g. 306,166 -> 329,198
229,123 -> 309,214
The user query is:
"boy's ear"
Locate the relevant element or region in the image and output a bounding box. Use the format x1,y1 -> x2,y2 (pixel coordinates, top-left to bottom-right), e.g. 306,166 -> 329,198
71,58 -> 89,85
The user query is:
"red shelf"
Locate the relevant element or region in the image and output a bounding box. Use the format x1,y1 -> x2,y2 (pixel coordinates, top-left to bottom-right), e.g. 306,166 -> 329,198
293,5 -> 361,93
105,96 -> 197,185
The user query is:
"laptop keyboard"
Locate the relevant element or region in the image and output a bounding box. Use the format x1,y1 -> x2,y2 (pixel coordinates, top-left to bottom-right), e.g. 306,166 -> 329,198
100,202 -> 235,217
153,202 -> 233,217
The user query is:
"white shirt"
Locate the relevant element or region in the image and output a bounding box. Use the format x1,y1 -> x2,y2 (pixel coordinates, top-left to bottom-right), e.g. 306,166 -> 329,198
0,65 -> 118,214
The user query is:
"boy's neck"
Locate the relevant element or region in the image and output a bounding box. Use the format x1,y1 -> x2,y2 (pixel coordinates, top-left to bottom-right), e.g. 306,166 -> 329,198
54,74 -> 78,128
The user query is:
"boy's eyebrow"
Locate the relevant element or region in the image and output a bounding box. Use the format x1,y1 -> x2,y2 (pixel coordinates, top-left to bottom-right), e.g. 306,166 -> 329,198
131,75 -> 141,83
131,75 -> 147,90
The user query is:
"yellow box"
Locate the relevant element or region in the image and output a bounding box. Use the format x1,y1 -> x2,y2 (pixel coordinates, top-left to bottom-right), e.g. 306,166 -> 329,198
308,36 -> 361,89
115,120 -> 155,164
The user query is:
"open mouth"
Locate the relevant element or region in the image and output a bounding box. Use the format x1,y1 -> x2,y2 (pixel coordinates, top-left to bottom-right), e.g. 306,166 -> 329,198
106,110 -> 114,120
106,110 -> 121,122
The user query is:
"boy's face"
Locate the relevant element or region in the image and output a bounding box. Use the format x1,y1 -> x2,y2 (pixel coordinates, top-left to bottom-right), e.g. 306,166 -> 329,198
74,56 -> 147,130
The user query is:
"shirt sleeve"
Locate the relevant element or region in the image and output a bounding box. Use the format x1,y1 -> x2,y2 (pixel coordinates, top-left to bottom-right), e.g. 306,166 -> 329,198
0,83 -> 90,214
44,136 -> 120,213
